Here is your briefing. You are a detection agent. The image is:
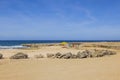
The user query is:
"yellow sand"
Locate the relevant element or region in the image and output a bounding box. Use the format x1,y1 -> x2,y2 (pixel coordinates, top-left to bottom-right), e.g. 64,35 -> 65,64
0,43 -> 120,80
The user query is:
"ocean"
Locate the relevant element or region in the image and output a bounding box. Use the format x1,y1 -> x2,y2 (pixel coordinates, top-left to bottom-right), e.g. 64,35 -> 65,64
0,40 -> 120,49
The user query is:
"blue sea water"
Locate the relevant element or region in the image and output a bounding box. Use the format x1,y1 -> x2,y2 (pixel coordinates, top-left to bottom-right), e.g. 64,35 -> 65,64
0,40 -> 120,49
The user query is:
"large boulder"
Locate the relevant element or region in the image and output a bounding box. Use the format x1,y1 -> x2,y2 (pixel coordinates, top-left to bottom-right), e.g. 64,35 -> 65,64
88,49 -> 102,57
0,53 -> 3,59
84,50 -> 94,58
87,50 -> 96,58
61,52 -> 73,59
10,52 -> 28,59
96,50 -> 105,57
77,50 -> 89,59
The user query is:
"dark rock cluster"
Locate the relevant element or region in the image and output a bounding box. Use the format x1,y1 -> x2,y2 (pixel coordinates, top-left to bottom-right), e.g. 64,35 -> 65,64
47,50 -> 116,59
10,52 -> 28,59
0,49 -> 116,59
0,53 -> 3,59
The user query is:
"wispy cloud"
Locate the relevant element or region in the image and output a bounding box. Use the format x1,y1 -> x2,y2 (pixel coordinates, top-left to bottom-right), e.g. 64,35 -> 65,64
38,0 -> 97,27
67,4 -> 97,26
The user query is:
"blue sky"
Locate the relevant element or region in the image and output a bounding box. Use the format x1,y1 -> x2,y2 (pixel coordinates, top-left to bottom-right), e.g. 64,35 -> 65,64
0,0 -> 120,40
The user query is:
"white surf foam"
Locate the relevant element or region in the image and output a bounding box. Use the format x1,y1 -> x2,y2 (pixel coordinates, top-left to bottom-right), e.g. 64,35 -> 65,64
0,45 -> 28,49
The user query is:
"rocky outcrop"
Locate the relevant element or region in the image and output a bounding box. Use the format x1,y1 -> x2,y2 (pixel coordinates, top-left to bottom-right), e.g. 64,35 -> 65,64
46,50 -> 116,59
89,49 -> 116,57
0,53 -> 3,59
10,52 -> 28,59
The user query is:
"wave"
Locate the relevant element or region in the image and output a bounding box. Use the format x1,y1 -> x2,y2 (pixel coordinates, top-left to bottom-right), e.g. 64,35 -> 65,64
0,45 -> 28,49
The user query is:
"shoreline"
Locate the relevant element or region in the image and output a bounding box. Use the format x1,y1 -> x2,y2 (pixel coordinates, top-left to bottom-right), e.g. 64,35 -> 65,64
0,42 -> 119,59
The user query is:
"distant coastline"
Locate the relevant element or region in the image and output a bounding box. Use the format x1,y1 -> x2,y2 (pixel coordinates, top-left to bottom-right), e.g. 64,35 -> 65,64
0,40 -> 120,49
0,40 -> 120,46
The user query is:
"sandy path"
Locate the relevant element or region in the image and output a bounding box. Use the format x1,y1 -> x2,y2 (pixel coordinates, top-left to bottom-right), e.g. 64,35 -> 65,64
0,53 -> 120,80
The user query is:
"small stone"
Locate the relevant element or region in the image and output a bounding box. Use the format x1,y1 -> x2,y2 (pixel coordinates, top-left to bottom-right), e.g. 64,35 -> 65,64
47,53 -> 55,58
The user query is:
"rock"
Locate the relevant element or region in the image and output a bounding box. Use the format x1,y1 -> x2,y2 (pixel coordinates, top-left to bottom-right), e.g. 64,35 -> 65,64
0,53 -> 3,59
86,50 -> 108,57
87,50 -> 96,58
61,52 -> 73,59
47,53 -> 55,58
96,51 -> 105,57
71,54 -> 78,59
106,50 -> 116,55
10,52 -> 28,59
46,49 -> 116,59
89,49 -> 102,57
84,50 -> 94,58
34,54 -> 44,58
55,52 -> 62,59
100,50 -> 116,56
77,50 -> 89,59
89,50 -> 116,57
109,51 -> 116,55
76,52 -> 81,58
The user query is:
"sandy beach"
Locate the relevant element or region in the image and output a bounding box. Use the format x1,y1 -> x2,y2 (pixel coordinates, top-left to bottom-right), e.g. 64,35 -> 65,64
1,0 -> 120,79
0,42 -> 120,80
